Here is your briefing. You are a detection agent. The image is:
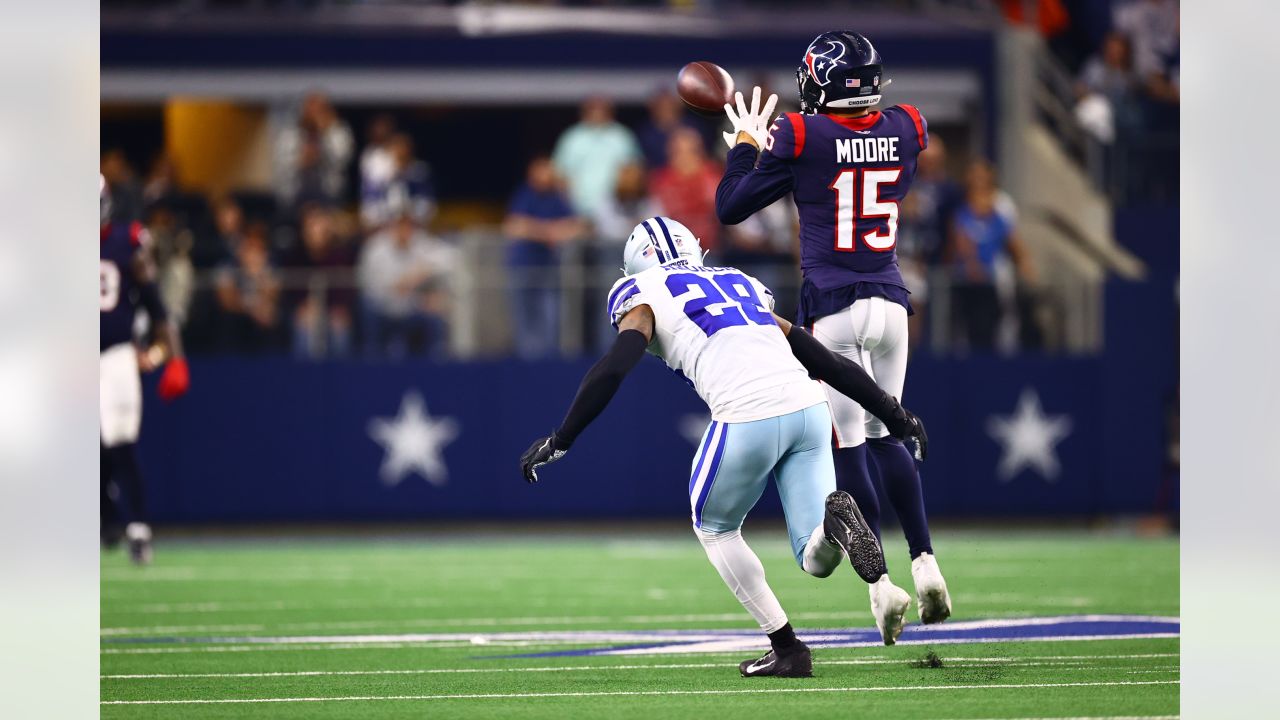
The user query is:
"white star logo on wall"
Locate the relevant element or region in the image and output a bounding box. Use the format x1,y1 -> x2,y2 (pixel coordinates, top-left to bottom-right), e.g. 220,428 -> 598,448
986,388 -> 1073,483
368,391 -> 459,488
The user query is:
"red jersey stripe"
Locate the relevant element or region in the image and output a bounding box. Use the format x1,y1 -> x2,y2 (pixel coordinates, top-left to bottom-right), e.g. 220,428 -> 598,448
899,104 -> 927,150
785,112 -> 806,158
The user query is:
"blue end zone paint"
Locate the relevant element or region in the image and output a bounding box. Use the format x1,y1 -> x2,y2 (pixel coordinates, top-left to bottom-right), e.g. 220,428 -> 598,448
491,616 -> 1180,659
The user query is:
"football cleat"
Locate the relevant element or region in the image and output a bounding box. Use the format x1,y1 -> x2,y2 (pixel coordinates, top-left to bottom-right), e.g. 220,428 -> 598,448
911,552 -> 952,624
126,522 -> 153,566
823,490 -> 888,583
739,642 -> 813,678
869,574 -> 911,645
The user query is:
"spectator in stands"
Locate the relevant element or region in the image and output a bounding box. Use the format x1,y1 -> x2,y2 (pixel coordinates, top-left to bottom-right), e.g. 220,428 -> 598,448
143,201 -> 195,329
288,204 -> 356,359
648,127 -> 722,256
552,96 -> 641,216
273,91 -> 354,211
721,196 -> 798,320
142,153 -> 181,208
357,208 -> 456,359
899,135 -> 961,344
947,160 -> 1036,352
197,196 -> 244,269
361,132 -> 436,232
1113,0 -> 1179,98
359,114 -> 398,219
214,222 -> 282,353
1075,32 -> 1142,144
636,88 -> 702,170
504,155 -> 585,359
100,149 -> 142,223
589,162 -> 656,349
592,164 -> 655,248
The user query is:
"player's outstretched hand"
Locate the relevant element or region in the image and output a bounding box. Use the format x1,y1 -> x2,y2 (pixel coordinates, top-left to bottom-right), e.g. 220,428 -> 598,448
901,409 -> 929,462
722,86 -> 778,149
876,395 -> 928,462
520,434 -> 568,483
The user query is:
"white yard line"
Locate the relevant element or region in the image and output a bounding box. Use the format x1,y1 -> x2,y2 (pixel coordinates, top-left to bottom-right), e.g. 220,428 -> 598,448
99,612 -> 1179,637
101,593 -> 1100,616
100,679 -> 1179,705
98,611 -> 871,635
101,654 -> 1180,680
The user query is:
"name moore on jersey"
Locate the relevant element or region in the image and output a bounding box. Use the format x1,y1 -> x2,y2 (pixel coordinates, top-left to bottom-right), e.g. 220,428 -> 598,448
606,260 -> 825,424
763,105 -> 927,290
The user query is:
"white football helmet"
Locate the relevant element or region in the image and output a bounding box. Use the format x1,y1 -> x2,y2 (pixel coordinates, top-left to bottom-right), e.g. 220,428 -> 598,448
622,216 -> 703,276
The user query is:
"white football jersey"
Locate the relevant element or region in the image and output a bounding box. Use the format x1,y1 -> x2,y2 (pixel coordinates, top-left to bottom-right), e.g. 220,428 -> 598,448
608,260 -> 826,423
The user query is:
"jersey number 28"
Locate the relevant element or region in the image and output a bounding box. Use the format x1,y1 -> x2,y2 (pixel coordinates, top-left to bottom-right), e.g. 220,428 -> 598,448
829,168 -> 902,252
665,272 -> 773,337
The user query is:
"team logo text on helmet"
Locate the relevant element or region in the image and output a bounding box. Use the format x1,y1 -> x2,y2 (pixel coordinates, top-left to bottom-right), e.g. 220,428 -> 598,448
804,39 -> 846,87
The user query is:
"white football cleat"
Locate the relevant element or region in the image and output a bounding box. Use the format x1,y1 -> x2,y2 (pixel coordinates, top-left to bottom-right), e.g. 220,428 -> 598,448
126,522 -> 153,566
868,574 -> 911,645
911,552 -> 952,624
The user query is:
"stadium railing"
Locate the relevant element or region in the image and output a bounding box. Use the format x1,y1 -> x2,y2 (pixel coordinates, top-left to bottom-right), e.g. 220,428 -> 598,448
173,229 -> 1073,360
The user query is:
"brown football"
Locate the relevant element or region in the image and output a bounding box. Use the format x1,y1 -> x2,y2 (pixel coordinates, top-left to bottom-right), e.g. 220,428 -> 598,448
677,61 -> 735,116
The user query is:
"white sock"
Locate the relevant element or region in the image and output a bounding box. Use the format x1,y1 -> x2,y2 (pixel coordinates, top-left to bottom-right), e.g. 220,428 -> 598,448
696,528 -> 788,633
801,522 -> 844,578
125,522 -> 151,542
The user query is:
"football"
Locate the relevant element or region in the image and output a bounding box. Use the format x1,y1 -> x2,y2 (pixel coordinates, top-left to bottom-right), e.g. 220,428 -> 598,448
676,61 -> 735,116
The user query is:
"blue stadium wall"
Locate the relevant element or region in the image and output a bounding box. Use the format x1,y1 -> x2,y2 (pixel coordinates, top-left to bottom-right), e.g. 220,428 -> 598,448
139,205 -> 1178,526
136,346 -> 1173,524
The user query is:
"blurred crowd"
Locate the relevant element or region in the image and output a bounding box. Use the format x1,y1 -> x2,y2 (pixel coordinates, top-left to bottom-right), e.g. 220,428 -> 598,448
1004,0 -> 1179,202
104,85 -> 1051,361
103,94 -> 456,361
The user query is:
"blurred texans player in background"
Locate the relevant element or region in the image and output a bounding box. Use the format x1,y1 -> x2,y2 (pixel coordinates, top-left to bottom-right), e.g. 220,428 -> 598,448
101,175 -> 190,564
520,217 -> 929,673
716,30 -> 950,642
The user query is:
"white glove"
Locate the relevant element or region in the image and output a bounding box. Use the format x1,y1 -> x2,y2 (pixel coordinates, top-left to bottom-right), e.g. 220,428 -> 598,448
722,86 -> 779,150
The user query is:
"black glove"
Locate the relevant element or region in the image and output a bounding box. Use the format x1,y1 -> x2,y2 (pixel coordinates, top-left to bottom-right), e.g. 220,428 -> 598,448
520,433 -> 569,483
872,394 -> 929,462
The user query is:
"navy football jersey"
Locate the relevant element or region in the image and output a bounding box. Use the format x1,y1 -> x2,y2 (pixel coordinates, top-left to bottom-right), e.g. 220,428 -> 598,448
100,221 -> 145,351
716,105 -> 928,324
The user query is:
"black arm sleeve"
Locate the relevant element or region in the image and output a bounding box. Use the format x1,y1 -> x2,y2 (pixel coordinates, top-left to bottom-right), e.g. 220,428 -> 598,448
137,281 -> 169,323
552,329 -> 649,449
786,326 -> 904,429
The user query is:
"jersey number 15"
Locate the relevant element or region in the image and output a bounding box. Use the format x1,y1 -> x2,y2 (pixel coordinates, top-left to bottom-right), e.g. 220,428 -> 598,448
829,168 -> 902,252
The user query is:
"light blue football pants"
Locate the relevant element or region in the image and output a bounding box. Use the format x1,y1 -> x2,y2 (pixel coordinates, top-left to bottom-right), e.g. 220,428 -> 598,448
689,402 -> 836,566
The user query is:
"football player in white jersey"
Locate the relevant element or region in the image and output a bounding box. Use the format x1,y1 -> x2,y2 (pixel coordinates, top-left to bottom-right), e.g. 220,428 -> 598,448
520,217 -> 928,676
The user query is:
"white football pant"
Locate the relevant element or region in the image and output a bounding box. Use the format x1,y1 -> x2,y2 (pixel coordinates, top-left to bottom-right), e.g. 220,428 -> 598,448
100,343 -> 142,448
811,296 -> 909,448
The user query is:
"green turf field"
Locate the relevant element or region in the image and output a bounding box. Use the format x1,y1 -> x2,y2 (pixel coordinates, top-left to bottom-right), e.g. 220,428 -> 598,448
100,527 -> 1179,718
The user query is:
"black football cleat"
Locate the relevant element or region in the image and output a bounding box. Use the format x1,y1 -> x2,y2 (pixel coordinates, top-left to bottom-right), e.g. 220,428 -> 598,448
824,490 -> 889,583
739,642 -> 813,678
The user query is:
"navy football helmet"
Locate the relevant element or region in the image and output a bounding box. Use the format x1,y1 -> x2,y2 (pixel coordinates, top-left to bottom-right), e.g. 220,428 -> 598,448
796,31 -> 890,114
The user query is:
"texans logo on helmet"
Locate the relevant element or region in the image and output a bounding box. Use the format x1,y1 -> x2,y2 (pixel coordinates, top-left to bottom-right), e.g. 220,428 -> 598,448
804,39 -> 846,87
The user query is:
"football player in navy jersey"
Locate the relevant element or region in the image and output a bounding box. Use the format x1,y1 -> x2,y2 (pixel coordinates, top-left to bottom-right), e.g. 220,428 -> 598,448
715,31 -> 951,643
100,175 -> 190,564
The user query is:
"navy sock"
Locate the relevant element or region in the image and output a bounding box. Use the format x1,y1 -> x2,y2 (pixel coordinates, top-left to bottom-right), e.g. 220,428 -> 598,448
867,437 -> 933,558
768,622 -> 801,653
832,444 -> 881,541
108,444 -> 147,524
